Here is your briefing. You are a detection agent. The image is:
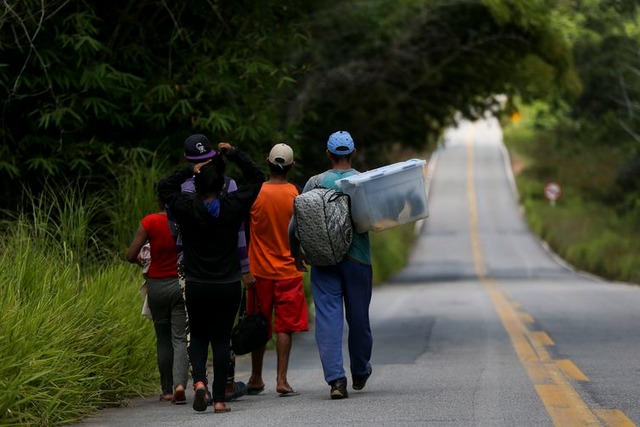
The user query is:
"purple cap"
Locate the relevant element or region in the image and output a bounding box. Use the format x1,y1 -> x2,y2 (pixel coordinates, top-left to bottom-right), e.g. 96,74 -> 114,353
184,134 -> 216,162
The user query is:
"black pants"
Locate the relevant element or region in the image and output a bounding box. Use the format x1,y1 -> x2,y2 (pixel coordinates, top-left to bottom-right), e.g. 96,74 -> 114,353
185,281 -> 241,403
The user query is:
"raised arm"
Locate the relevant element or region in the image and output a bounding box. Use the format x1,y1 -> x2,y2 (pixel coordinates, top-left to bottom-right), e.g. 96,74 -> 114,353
157,166 -> 194,214
220,143 -> 265,186
216,144 -> 265,220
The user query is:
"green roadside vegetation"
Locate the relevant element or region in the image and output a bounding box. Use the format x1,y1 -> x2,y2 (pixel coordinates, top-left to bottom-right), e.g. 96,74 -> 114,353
0,185 -> 156,426
371,223 -> 419,283
503,103 -> 640,285
500,2 -> 640,286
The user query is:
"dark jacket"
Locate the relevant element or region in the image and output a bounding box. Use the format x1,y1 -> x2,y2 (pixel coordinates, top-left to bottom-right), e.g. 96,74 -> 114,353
158,148 -> 265,284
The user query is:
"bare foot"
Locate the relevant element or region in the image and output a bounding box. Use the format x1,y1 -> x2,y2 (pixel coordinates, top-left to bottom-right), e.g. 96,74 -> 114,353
247,376 -> 265,391
276,382 -> 295,394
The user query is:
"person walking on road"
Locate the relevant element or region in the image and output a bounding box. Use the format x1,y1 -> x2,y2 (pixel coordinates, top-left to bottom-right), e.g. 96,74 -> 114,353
158,142 -> 264,414
126,199 -> 189,405
289,131 -> 373,400
175,134 -> 252,402
246,143 -> 309,397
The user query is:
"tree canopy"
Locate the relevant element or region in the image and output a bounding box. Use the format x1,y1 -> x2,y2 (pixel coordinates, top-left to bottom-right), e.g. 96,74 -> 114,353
1,0 -> 309,207
1,0 -> 637,211
288,0 -> 580,170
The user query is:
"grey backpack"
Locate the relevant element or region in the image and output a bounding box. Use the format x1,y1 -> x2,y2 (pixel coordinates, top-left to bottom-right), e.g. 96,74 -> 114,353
294,187 -> 353,266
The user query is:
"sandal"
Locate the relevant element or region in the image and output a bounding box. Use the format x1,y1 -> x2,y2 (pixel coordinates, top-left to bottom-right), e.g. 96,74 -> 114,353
192,381 -> 208,412
172,385 -> 186,405
225,381 -> 248,402
277,389 -> 300,397
247,384 -> 265,395
213,402 -> 230,413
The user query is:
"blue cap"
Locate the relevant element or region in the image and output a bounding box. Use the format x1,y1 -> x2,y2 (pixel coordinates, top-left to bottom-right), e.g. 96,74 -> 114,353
327,131 -> 355,155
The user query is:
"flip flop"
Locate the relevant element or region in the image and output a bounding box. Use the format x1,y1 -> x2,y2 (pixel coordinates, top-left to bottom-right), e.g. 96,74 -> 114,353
172,388 -> 186,405
278,389 -> 300,397
247,385 -> 265,395
224,381 -> 248,402
213,403 -> 231,413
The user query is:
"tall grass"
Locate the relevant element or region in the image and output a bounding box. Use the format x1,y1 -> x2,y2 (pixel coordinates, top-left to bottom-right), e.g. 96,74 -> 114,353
106,149 -> 171,252
519,188 -> 640,283
0,182 -> 157,426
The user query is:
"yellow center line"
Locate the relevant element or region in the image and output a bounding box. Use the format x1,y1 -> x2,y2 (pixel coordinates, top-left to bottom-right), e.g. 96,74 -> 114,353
464,125 -> 635,427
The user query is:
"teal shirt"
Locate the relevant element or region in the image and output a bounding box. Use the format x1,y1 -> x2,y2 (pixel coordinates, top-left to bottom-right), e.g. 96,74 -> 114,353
303,169 -> 372,266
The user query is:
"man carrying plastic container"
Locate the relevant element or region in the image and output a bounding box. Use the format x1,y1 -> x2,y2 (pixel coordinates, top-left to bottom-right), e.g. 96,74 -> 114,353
288,130 -> 373,400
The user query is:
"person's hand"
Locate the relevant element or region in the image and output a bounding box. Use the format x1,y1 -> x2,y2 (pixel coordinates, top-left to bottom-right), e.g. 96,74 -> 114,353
294,254 -> 309,272
193,159 -> 212,174
218,142 -> 234,155
242,272 -> 257,288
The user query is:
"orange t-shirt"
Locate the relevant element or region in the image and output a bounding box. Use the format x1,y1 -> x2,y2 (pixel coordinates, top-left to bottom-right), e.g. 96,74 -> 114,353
248,182 -> 301,280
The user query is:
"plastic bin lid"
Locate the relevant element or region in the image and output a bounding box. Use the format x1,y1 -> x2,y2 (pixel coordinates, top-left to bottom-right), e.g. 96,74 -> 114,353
338,158 -> 426,186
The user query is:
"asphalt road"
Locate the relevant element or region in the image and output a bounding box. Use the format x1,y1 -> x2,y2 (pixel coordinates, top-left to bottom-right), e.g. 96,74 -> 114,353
77,118 -> 640,426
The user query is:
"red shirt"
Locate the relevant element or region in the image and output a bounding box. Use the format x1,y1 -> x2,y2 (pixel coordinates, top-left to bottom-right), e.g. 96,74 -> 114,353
140,213 -> 178,279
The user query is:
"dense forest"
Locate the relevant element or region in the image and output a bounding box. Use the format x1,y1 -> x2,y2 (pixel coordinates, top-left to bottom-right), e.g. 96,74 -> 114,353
4,0 -> 637,216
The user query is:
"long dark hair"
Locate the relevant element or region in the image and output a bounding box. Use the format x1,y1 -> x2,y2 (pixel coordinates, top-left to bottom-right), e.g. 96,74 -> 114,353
195,154 -> 226,198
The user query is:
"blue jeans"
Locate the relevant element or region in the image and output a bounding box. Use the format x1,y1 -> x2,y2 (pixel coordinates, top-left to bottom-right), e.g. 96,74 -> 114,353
311,258 -> 373,383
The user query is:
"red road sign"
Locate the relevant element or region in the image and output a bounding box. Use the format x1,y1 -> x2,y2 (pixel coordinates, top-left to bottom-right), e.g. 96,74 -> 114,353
544,182 -> 562,202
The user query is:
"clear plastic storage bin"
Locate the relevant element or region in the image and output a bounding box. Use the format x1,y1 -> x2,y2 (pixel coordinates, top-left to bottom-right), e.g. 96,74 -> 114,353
337,158 -> 429,233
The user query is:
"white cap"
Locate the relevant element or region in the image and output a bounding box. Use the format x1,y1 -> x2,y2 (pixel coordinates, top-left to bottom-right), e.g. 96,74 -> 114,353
268,143 -> 294,168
